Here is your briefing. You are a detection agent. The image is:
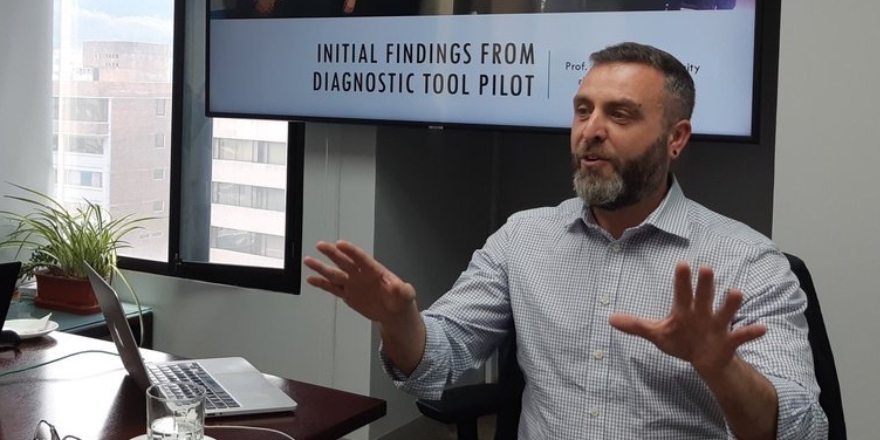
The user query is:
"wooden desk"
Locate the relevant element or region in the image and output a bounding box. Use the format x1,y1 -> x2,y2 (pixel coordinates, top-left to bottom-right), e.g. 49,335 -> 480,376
0,333 -> 386,440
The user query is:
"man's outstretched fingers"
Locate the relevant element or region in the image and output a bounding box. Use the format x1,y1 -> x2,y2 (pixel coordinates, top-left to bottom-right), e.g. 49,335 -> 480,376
609,313 -> 657,341
306,275 -> 344,297
337,240 -> 389,275
303,256 -> 348,285
316,241 -> 359,274
672,261 -> 694,313
728,324 -> 767,348
693,266 -> 716,314
716,289 -> 744,325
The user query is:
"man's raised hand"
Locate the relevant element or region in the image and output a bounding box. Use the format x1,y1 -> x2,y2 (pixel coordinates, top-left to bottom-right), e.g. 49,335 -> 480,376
608,261 -> 767,375
304,240 -> 416,324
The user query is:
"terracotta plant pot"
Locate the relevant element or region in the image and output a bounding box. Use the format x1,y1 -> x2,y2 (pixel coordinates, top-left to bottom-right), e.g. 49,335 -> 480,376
33,271 -> 100,315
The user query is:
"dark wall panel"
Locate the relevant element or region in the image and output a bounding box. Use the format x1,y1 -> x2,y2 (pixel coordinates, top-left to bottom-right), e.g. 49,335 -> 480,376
494,133 -> 776,237
374,126 -> 497,308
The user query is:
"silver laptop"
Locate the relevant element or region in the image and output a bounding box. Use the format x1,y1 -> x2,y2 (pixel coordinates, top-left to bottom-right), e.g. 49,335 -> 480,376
1,262 -> 23,348
84,263 -> 297,417
0,262 -> 22,320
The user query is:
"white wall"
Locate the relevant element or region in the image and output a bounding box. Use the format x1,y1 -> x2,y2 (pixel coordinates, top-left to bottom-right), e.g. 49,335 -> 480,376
774,1 -> 880,438
0,0 -> 54,261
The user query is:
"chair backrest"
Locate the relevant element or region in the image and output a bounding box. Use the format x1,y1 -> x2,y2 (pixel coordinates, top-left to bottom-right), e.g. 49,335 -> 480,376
493,254 -> 846,439
493,331 -> 523,440
784,253 -> 847,440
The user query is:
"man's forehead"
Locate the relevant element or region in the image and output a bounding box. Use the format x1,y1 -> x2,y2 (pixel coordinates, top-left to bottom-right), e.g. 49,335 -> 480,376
577,62 -> 666,106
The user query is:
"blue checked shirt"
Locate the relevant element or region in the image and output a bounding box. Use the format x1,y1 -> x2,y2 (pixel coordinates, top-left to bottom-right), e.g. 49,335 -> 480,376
382,180 -> 828,439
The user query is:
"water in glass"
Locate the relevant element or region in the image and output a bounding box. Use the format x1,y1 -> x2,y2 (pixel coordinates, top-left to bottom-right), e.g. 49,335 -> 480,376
148,415 -> 204,440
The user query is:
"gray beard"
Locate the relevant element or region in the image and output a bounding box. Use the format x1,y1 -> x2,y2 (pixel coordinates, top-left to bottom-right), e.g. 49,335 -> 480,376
572,136 -> 669,211
573,169 -> 625,209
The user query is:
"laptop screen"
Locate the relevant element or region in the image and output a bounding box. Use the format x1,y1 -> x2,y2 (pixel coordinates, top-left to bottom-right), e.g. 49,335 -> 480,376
83,262 -> 154,390
0,262 -> 23,329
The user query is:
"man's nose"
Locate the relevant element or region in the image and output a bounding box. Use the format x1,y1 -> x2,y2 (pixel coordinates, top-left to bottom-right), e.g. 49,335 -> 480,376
578,113 -> 607,145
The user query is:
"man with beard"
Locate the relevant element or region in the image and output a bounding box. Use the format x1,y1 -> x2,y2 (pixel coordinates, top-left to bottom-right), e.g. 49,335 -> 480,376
304,42 -> 827,439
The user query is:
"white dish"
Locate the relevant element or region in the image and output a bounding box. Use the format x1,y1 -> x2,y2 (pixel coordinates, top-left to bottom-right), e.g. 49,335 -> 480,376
2,319 -> 60,339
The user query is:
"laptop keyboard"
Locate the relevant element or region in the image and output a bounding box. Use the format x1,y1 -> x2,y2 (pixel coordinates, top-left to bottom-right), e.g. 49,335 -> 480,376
147,362 -> 241,410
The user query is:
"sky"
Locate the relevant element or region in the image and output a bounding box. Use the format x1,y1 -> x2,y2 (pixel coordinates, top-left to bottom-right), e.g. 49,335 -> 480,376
54,0 -> 175,48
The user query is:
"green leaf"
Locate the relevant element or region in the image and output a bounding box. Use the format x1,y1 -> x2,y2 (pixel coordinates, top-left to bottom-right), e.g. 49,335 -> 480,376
0,182 -> 155,322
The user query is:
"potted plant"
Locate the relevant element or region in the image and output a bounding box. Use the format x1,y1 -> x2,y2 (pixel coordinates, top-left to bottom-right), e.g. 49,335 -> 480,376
0,183 -> 150,318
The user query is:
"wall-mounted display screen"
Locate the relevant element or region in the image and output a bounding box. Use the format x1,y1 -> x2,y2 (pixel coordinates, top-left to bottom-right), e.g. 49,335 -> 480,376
207,0 -> 758,138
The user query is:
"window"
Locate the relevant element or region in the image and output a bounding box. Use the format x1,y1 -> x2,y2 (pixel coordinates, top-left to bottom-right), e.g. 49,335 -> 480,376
212,138 -> 287,165
258,141 -> 288,166
53,134 -> 106,154
179,112 -> 301,283
54,97 -> 110,122
212,182 -> 286,212
64,135 -> 106,154
66,170 -> 102,188
52,0 -> 303,292
209,227 -> 285,261
53,0 -> 173,263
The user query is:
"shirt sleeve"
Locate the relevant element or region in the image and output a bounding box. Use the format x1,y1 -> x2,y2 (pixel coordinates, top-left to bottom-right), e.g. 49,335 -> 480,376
379,316 -> 454,400
732,245 -> 829,440
378,221 -> 516,400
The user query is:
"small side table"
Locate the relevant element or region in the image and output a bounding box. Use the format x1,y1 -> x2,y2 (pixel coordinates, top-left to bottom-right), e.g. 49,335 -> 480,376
6,298 -> 154,348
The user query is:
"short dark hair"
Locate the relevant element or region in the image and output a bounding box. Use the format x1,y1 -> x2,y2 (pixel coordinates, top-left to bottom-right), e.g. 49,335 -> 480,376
590,42 -> 695,126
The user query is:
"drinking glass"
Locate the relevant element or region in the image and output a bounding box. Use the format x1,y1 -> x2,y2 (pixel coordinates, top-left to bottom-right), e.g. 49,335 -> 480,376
146,382 -> 206,440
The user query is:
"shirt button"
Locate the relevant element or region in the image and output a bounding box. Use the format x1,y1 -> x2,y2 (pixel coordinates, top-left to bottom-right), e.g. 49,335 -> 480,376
589,407 -> 601,417
592,350 -> 605,360
609,243 -> 621,253
600,295 -> 611,305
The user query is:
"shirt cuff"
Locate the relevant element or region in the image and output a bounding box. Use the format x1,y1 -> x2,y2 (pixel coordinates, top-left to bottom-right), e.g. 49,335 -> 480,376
767,374 -> 829,440
378,315 -> 450,400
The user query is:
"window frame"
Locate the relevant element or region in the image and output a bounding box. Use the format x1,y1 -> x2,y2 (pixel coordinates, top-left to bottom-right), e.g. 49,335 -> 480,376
117,0 -> 304,294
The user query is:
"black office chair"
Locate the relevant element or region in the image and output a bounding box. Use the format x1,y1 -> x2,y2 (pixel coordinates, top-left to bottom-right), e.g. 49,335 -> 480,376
416,253 -> 846,440
784,253 -> 847,440
415,331 -> 523,440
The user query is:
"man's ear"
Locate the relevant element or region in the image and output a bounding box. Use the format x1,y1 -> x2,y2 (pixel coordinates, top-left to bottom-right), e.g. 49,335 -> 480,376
667,119 -> 692,159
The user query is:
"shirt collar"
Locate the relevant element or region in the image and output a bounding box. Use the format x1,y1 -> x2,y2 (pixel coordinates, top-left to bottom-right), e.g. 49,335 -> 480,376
642,177 -> 690,239
565,176 -> 691,241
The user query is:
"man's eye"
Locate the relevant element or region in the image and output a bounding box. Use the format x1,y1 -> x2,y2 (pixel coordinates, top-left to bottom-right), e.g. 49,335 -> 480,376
611,112 -> 632,122
575,107 -> 591,117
